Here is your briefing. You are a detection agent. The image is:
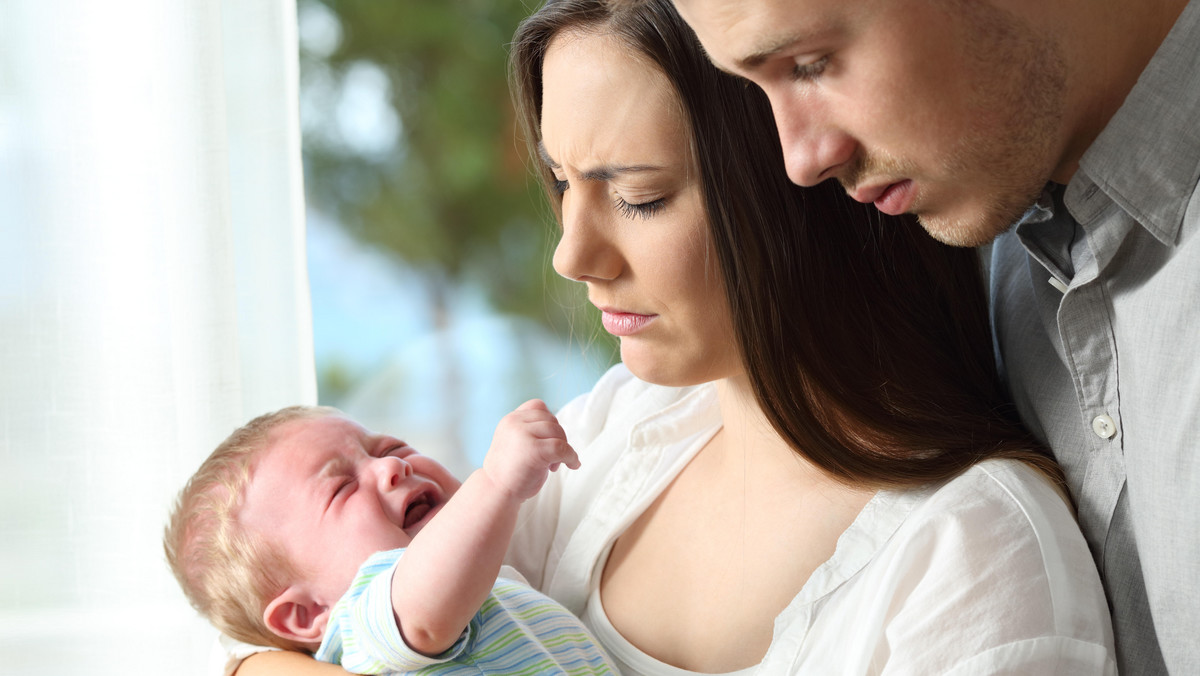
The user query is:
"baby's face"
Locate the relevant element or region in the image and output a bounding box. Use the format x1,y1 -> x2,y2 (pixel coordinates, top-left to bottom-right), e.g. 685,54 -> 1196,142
240,414 -> 461,604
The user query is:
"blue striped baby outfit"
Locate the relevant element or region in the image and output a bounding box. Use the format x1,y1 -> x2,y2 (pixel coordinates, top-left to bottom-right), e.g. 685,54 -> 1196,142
315,549 -> 616,674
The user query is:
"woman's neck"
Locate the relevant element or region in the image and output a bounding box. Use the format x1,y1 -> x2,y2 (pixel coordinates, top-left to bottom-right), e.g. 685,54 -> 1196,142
712,374 -> 835,488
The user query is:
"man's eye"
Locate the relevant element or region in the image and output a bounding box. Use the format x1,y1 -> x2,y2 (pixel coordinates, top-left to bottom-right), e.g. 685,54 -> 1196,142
790,55 -> 830,81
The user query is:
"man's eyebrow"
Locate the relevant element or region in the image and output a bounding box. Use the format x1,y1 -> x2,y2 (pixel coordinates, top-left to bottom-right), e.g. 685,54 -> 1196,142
735,27 -> 830,71
535,142 -> 665,181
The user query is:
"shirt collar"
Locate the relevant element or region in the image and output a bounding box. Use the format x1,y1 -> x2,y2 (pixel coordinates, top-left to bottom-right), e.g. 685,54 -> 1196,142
1015,189 -> 1056,228
1070,0 -> 1200,245
626,379 -> 720,450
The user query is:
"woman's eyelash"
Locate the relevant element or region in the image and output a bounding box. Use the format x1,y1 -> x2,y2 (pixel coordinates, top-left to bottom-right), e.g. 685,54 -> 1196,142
790,55 -> 830,81
614,197 -> 666,220
550,174 -> 664,218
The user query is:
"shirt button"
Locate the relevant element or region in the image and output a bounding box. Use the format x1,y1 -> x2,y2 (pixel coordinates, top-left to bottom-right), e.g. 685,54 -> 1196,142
1092,414 -> 1117,439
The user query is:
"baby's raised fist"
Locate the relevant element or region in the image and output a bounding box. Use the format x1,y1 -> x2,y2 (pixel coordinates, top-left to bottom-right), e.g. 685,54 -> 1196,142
482,399 -> 579,501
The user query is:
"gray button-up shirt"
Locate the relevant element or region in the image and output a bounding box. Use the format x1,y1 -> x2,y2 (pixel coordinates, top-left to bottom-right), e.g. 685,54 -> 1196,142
988,1 -> 1200,673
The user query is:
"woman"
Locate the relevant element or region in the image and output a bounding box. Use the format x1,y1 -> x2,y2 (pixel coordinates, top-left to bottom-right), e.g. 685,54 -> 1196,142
229,0 -> 1114,673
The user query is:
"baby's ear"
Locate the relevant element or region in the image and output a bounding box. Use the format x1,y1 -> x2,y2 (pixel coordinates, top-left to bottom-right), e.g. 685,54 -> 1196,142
263,586 -> 330,646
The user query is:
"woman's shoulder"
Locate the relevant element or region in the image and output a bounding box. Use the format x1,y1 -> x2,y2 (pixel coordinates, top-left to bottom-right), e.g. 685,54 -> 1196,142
922,458 -> 1071,530
887,457 -> 1111,637
907,458 -> 1084,562
845,458 -> 1115,671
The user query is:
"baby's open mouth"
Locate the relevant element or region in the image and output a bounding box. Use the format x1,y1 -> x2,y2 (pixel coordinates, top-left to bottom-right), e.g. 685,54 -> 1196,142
403,491 -> 435,529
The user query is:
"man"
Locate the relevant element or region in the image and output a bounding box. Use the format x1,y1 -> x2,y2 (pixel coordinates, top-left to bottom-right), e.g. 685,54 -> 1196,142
654,0 -> 1199,672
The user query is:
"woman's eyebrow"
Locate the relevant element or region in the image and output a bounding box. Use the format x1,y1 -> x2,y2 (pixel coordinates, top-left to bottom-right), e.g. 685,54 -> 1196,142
537,141 -> 560,169
536,142 -> 665,181
578,165 -> 663,182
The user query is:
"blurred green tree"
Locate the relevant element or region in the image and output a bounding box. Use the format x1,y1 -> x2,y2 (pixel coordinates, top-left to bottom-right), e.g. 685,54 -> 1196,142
299,0 -> 599,332
299,0 -> 617,439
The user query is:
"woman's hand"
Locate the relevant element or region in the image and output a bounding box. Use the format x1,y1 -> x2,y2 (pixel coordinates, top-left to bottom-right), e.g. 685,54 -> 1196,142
234,650 -> 352,676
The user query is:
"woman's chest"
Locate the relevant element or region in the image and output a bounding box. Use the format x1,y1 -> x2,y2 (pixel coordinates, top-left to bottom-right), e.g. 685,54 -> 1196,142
595,445 -> 872,671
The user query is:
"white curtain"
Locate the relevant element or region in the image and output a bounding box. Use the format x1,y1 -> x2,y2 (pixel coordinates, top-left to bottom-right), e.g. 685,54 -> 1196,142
0,1 -> 314,673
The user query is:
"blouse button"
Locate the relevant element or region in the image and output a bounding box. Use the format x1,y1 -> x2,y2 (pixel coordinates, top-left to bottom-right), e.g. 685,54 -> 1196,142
1092,414 -> 1117,439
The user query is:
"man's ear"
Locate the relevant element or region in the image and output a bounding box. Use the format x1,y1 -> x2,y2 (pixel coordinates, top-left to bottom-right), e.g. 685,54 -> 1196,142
263,586 -> 331,645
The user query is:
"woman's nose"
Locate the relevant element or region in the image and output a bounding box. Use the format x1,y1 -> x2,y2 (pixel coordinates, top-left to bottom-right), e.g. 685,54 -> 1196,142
552,193 -> 620,282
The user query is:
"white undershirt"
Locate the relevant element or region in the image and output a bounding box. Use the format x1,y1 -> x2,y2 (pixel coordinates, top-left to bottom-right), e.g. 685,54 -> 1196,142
583,586 -> 757,676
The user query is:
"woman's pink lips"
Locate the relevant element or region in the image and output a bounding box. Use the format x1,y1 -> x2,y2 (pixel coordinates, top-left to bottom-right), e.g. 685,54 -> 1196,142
600,310 -> 657,336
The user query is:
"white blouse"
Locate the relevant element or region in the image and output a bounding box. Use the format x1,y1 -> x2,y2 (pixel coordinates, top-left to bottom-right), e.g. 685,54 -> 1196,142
216,363 -> 1116,675
506,364 -> 1117,675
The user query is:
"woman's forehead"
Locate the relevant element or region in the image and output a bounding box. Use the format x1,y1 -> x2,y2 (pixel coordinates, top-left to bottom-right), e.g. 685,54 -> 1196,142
540,31 -> 688,170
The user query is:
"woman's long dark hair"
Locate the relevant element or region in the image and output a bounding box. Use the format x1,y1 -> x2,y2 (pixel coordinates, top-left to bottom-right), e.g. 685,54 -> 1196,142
510,0 -> 1063,490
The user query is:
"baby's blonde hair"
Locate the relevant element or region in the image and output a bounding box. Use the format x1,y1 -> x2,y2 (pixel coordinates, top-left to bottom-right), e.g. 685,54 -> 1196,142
164,405 -> 338,652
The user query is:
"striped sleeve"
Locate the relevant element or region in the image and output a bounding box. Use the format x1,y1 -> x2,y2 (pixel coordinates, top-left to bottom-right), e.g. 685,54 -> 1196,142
314,549 -> 472,673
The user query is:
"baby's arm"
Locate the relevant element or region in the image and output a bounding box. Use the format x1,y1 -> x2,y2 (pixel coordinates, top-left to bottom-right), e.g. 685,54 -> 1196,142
389,399 -> 579,657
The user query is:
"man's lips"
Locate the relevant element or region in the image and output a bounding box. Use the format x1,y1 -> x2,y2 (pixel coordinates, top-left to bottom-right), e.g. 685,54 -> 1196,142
851,179 -> 914,216
599,308 -> 657,336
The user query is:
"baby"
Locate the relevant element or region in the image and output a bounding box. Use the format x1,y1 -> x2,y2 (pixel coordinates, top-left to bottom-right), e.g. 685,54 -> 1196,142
164,400 -> 615,674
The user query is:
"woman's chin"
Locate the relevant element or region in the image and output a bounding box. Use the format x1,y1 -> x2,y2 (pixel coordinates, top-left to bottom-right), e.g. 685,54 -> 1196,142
621,352 -> 712,388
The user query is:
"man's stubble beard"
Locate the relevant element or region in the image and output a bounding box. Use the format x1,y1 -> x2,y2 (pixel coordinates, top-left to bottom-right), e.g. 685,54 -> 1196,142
873,1 -> 1070,248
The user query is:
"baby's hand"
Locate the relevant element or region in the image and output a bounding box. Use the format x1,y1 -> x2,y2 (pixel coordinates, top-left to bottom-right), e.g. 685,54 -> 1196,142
482,399 -> 579,502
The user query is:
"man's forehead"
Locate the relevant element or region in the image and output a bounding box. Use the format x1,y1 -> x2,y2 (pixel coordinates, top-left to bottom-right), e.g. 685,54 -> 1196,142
675,0 -> 839,69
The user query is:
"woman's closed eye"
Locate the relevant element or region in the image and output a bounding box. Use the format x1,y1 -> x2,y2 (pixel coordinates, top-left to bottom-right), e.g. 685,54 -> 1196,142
614,195 -> 667,220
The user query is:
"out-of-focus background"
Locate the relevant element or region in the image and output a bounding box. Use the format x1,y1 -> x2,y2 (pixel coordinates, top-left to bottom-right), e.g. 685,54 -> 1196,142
296,0 -> 613,476
0,0 -> 613,672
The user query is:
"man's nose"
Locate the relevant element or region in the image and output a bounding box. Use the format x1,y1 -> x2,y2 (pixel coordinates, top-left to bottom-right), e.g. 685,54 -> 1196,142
767,89 -> 856,187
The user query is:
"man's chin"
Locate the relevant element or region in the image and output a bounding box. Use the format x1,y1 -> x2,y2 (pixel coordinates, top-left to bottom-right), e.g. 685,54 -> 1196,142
915,200 -> 1029,248
917,217 -> 1000,247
